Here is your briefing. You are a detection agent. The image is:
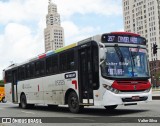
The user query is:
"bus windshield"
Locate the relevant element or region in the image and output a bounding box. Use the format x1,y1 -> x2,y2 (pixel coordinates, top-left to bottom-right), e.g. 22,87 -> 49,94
101,46 -> 150,79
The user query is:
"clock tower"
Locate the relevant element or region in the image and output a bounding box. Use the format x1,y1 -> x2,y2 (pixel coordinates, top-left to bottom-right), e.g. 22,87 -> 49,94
44,0 -> 64,52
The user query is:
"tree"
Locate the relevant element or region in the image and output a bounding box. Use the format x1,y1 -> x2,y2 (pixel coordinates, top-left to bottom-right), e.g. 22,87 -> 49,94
0,80 -> 4,84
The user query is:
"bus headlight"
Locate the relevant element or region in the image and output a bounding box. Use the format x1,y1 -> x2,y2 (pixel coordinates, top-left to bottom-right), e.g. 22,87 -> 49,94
103,84 -> 119,94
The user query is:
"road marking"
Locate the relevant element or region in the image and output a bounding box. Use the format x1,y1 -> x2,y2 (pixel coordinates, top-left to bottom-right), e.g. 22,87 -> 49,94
21,111 -> 35,114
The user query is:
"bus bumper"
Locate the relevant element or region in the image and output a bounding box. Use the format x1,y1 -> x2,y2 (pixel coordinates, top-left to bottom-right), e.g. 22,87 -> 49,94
102,89 -> 152,106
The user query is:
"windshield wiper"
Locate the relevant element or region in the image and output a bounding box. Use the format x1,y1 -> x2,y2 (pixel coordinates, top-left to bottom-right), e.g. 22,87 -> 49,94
136,46 -> 140,56
114,44 -> 124,62
130,46 -> 140,66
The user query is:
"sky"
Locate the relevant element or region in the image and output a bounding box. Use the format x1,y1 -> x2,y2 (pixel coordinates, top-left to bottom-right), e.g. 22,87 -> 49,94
0,0 -> 123,79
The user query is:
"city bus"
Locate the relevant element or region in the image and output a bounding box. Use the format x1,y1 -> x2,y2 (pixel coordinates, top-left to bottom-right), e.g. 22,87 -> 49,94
3,32 -> 152,113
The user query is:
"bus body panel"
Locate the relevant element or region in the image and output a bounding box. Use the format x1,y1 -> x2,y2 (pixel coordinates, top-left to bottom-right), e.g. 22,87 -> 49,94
5,83 -> 12,102
17,71 -> 79,105
17,78 -> 44,104
42,71 -> 79,105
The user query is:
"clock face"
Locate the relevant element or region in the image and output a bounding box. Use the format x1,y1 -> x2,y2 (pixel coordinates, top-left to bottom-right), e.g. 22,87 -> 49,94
54,17 -> 60,23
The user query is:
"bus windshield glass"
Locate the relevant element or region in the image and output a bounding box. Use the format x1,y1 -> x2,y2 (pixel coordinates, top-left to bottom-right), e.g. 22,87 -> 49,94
101,46 -> 149,78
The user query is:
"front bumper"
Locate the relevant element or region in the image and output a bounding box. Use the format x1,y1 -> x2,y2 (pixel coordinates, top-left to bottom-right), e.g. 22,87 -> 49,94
102,89 -> 152,106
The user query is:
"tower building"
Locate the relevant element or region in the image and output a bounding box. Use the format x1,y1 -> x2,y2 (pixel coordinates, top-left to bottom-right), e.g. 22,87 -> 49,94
44,0 -> 64,52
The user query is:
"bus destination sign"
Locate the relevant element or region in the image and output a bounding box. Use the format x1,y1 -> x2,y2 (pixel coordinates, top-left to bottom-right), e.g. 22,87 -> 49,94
101,34 -> 146,45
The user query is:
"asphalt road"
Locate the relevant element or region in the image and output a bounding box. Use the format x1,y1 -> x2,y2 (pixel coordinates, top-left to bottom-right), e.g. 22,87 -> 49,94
0,101 -> 160,126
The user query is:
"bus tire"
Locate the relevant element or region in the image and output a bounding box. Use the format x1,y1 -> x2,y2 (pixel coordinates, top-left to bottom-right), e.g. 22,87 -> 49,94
2,97 -> 7,103
104,105 -> 118,111
68,91 -> 83,113
20,94 -> 28,109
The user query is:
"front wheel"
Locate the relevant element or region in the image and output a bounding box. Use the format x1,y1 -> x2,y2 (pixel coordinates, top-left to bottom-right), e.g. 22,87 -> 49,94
68,92 -> 83,113
104,105 -> 118,111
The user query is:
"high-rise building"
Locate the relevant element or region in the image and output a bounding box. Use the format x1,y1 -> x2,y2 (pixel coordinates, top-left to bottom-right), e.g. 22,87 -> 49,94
44,0 -> 64,52
123,0 -> 160,87
122,0 -> 160,61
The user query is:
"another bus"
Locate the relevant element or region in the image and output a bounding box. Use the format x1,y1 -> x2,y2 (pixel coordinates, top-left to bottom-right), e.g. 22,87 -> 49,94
3,32 -> 152,113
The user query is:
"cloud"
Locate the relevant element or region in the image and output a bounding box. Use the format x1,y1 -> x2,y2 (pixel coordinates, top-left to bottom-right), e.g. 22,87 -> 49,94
0,23 -> 44,79
0,0 -> 122,24
0,0 -> 47,24
1,23 -> 43,59
55,0 -> 122,19
62,21 -> 101,45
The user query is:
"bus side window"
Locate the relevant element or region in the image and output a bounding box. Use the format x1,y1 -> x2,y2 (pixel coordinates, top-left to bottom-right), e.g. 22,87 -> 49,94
6,71 -> 12,83
26,64 -> 31,78
46,56 -> 53,74
59,53 -> 67,72
59,49 -> 75,72
18,65 -> 26,80
25,63 -> 35,79
67,50 -> 75,71
35,61 -> 45,77
30,62 -> 35,78
52,55 -> 58,74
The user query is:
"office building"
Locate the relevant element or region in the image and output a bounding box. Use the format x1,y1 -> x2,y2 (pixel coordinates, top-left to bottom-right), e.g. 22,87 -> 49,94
123,0 -> 160,87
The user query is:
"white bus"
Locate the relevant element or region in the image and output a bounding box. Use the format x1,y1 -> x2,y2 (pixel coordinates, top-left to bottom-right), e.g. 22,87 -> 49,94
3,32 -> 152,113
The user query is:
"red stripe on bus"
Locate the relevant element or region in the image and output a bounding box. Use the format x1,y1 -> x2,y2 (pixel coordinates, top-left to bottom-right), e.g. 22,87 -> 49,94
112,81 -> 151,91
38,54 -> 46,59
72,80 -> 77,90
111,32 -> 140,36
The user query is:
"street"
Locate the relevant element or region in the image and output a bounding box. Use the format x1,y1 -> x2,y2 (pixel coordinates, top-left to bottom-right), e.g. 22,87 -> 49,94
0,100 -> 160,126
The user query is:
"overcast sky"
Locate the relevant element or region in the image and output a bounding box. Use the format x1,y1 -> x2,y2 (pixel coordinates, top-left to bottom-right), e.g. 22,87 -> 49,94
0,0 -> 123,79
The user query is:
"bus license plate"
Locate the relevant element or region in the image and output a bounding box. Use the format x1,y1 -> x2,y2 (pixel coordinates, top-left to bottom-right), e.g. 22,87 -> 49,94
132,96 -> 140,100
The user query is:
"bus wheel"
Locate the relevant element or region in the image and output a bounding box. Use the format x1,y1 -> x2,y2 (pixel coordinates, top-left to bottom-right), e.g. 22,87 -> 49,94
104,105 -> 118,111
68,92 -> 83,113
2,97 -> 7,103
20,94 -> 28,109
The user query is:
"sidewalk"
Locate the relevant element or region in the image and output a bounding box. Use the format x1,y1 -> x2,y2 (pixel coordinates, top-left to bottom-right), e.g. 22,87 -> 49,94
152,89 -> 160,100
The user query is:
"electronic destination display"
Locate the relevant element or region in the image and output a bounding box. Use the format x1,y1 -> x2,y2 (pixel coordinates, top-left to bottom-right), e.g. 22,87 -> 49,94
101,34 -> 146,45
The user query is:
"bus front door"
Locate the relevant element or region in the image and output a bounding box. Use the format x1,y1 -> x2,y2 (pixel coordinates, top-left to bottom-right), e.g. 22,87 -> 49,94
12,70 -> 18,103
78,45 -> 94,105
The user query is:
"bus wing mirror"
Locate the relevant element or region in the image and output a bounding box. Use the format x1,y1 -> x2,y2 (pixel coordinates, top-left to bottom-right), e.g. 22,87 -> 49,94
99,42 -> 107,61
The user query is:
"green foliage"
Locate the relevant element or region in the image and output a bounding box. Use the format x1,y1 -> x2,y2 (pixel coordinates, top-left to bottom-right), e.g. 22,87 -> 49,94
0,80 -> 4,84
